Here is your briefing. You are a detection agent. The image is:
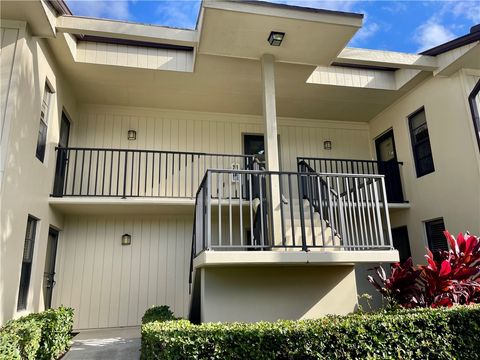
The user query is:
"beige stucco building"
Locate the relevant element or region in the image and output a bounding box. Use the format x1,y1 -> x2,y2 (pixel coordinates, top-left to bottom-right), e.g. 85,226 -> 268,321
1,0 -> 479,329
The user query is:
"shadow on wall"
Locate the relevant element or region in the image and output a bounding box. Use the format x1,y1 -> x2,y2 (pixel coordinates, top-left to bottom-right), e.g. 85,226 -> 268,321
201,265 -> 358,323
355,263 -> 387,311
0,32 -> 50,324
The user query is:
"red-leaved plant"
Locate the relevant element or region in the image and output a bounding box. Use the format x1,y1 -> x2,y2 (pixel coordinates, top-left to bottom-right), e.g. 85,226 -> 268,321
368,231 -> 480,308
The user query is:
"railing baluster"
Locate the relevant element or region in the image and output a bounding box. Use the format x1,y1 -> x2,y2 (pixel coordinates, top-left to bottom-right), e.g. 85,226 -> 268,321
218,172 -> 222,247
288,174 -> 295,247
109,151 -> 113,196
94,150 -> 99,196
248,173 -> 254,247
239,172 -> 243,247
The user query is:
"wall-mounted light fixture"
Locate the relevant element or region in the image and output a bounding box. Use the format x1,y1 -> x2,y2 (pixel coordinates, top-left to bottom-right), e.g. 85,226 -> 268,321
268,31 -> 285,46
121,233 -> 132,246
323,140 -> 332,150
127,130 -> 137,140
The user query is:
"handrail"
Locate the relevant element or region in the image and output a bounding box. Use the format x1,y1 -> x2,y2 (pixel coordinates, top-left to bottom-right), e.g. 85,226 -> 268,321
298,156 -> 404,166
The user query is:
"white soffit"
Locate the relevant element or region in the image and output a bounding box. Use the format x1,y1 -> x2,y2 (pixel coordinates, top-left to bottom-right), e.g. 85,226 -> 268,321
198,1 -> 362,65
1,0 -> 56,37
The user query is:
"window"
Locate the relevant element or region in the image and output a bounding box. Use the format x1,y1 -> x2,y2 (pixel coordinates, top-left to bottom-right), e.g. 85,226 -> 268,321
408,107 -> 435,177
468,79 -> 480,152
425,218 -> 448,253
36,83 -> 53,162
17,216 -> 38,311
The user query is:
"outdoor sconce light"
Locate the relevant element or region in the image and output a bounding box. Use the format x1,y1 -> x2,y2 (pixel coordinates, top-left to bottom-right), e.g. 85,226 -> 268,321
324,140 -> 332,150
268,31 -> 285,46
121,233 -> 132,246
127,129 -> 137,140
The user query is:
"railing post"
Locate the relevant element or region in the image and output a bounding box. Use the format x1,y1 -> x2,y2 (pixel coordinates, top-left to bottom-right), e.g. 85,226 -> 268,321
297,173 -> 307,251
206,171 -> 212,250
122,151 -> 128,199
52,147 -> 66,197
380,176 -> 393,248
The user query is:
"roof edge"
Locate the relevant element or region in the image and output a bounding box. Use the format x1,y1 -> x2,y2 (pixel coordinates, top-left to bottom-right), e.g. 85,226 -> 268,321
239,0 -> 364,20
420,24 -> 480,56
47,0 -> 72,16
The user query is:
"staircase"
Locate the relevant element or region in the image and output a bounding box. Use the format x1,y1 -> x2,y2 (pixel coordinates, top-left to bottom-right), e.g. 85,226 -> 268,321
279,199 -> 342,249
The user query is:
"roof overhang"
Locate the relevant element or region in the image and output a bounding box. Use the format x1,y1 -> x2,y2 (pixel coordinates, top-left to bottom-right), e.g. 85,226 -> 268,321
1,0 -> 58,37
198,0 -> 363,65
56,15 -> 198,48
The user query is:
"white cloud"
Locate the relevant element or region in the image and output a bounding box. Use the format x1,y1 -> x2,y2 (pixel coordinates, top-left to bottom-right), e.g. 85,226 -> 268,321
414,20 -> 456,52
450,1 -> 480,24
66,0 -> 133,20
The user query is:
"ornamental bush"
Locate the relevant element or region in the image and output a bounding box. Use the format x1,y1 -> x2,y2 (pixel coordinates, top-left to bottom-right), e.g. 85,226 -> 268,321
369,231 -> 480,308
141,305 -> 480,360
0,306 -> 74,360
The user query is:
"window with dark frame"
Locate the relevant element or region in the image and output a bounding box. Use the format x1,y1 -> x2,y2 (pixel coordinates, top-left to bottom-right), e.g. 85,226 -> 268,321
425,218 -> 448,254
35,83 -> 53,162
17,216 -> 38,311
408,107 -> 435,177
468,79 -> 480,152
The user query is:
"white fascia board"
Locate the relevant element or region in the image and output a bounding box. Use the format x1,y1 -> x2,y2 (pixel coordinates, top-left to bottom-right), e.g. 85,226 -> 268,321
336,47 -> 438,71
203,0 -> 363,28
56,16 -> 198,47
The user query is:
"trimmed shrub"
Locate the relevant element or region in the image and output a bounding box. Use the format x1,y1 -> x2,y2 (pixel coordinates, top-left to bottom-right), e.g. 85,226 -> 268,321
142,305 -> 177,324
141,305 -> 480,360
0,306 -> 74,360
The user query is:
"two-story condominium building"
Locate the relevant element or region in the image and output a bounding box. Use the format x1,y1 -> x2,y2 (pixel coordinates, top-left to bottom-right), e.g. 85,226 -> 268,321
1,0 -> 479,329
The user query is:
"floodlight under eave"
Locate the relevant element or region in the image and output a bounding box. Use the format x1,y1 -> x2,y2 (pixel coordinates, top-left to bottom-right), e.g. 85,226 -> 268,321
268,31 -> 285,46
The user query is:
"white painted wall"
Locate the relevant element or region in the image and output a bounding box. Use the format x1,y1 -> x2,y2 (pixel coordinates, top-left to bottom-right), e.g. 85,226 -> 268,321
76,41 -> 194,72
369,71 -> 480,264
53,214 -> 191,329
0,24 -> 77,325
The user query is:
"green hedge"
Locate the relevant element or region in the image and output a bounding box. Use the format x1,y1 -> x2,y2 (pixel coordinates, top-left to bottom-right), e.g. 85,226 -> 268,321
141,305 -> 480,360
0,307 -> 74,360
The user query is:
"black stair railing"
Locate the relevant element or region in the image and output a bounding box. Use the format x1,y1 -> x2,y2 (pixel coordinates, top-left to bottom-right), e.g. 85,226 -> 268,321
297,157 -> 406,203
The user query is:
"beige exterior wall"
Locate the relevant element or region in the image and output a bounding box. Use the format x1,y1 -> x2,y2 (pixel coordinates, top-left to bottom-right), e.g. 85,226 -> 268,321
53,214 -> 191,329
70,104 -> 373,171
369,71 -> 480,264
199,265 -> 358,323
0,24 -> 77,325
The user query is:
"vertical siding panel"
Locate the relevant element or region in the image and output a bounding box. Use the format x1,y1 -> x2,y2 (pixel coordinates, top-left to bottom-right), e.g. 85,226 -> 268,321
89,217 -> 106,328
78,218 -> 97,329
118,217 -> 132,326
127,218 -> 142,325
147,219 -> 159,307
165,219 -> 176,309
157,218 -> 168,305
98,217 -> 115,328
137,218 -> 151,320
71,217 -> 87,328
109,217 -> 124,327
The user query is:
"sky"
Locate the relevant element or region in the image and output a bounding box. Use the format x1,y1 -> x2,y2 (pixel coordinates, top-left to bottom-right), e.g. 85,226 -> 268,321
65,0 -> 480,53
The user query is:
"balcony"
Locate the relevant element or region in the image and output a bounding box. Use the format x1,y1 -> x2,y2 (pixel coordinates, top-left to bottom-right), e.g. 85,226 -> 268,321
190,168 -> 396,267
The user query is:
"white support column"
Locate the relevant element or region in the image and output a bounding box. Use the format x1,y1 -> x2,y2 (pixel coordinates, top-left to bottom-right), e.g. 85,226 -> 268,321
261,54 -> 280,171
261,54 -> 282,246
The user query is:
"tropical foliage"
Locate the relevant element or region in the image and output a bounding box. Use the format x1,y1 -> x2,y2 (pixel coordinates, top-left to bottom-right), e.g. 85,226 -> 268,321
368,231 -> 480,308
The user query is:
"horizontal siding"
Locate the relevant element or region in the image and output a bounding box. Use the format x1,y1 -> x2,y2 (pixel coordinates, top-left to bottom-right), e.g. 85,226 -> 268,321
53,215 -> 192,329
76,41 -> 193,72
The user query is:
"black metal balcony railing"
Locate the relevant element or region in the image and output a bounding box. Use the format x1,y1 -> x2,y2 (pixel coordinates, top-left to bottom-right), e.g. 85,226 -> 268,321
52,147 -> 254,198
297,157 -> 405,203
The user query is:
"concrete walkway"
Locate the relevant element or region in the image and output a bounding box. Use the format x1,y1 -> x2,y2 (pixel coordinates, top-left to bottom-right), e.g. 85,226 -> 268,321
63,327 -> 141,360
